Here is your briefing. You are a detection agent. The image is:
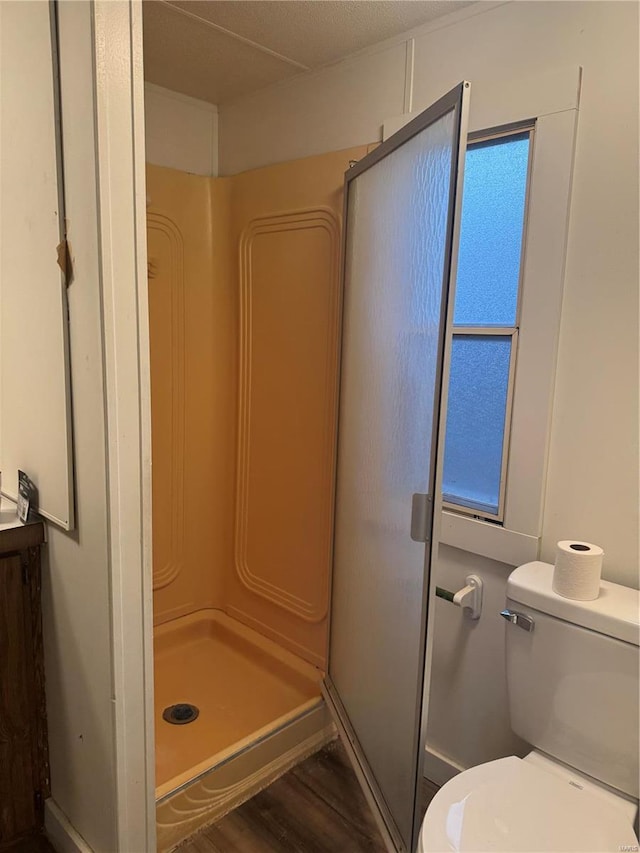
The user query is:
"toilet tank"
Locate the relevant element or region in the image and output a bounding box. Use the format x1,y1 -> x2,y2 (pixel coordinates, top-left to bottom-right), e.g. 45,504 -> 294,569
505,561 -> 640,798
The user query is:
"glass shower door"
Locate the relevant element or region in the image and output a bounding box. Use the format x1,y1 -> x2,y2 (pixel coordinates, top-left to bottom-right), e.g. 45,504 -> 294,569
323,83 -> 469,852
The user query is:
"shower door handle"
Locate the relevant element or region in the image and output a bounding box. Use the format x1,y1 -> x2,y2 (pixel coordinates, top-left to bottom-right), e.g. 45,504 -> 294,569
410,493 -> 432,543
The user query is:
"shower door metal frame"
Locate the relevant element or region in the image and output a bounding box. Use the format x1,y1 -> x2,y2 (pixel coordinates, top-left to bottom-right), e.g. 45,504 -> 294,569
323,81 -> 470,853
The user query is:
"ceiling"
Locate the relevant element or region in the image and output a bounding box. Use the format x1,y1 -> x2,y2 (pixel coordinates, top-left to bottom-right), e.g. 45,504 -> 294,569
142,0 -> 474,105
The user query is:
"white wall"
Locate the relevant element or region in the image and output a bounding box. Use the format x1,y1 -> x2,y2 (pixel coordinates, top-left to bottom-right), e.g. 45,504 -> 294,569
42,3 -> 117,849
219,0 -> 639,775
219,40 -> 408,175
145,82 -> 218,176
405,0 -> 639,587
38,3 -> 154,851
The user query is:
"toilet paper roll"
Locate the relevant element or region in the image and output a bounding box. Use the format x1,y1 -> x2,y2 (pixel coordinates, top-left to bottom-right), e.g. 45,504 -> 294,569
552,540 -> 604,601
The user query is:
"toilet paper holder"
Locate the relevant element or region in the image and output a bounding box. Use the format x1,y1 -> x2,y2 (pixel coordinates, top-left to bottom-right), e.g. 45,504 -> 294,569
435,574 -> 483,620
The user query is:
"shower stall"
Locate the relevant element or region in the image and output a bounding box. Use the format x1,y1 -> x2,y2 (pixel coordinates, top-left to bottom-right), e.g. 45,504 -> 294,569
148,76 -> 469,853
147,146 -> 369,848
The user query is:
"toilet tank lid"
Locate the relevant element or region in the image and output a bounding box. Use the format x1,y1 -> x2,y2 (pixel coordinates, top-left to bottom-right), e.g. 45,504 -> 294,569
508,562 -> 640,646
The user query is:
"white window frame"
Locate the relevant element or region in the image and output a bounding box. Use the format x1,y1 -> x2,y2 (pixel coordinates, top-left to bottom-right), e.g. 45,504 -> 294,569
442,124 -> 533,523
384,66 -> 581,565
442,327 -> 519,523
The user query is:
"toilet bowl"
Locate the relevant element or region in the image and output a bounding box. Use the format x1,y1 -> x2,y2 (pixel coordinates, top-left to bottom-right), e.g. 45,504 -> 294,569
418,561 -> 640,852
417,753 -> 638,852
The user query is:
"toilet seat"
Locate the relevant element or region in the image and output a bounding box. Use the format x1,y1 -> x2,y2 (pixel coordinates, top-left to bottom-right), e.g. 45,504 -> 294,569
418,756 -> 639,852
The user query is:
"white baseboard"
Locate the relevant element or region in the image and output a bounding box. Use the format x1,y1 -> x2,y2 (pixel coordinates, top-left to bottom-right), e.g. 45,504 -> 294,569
423,745 -> 465,787
45,799 -> 93,853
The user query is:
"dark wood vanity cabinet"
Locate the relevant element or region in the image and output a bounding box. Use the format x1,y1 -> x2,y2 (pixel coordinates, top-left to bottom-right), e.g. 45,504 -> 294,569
0,521 -> 50,849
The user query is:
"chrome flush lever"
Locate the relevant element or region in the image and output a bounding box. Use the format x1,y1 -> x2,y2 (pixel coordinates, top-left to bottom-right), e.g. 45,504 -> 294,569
500,609 -> 535,632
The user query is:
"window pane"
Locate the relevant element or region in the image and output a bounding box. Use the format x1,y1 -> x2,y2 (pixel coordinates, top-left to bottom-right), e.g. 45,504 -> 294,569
443,335 -> 512,516
453,132 -> 530,326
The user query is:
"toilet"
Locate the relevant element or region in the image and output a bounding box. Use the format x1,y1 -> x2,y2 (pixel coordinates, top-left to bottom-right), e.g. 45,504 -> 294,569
418,561 -> 640,852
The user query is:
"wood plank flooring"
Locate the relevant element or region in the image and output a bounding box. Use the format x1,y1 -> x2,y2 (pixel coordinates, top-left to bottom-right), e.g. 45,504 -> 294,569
420,777 -> 440,818
2,834 -> 56,853
1,749 -> 440,853
177,740 -> 440,853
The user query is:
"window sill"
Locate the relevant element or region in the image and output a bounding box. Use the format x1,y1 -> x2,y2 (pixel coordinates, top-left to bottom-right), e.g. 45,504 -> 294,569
440,509 -> 539,567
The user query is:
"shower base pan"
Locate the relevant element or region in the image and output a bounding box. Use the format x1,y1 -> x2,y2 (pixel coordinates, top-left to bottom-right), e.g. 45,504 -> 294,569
154,609 -> 334,851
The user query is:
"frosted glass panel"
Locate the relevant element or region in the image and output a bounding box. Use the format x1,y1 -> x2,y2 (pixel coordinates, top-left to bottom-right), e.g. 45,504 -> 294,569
453,132 -> 529,326
443,335 -> 512,515
329,104 -> 460,850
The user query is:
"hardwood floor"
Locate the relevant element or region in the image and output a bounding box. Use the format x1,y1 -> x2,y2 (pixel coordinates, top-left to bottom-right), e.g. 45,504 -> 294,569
1,747 -> 439,853
177,741 -> 441,853
2,834 -> 56,853
420,777 -> 440,818
177,740 -> 384,852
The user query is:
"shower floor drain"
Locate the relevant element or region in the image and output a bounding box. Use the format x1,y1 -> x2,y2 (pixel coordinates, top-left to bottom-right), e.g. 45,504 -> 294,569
163,703 -> 200,725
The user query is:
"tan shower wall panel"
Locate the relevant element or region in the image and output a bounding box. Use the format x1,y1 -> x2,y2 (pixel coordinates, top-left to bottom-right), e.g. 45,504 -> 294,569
226,146 -> 370,667
148,164 -> 235,624
237,217 -> 337,618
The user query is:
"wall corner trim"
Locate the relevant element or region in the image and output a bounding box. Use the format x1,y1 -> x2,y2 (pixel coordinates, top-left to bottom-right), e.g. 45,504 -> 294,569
45,799 -> 94,853
423,745 -> 465,787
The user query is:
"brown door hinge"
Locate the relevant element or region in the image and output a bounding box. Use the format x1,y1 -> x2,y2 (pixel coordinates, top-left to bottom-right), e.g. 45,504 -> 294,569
56,236 -> 73,286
